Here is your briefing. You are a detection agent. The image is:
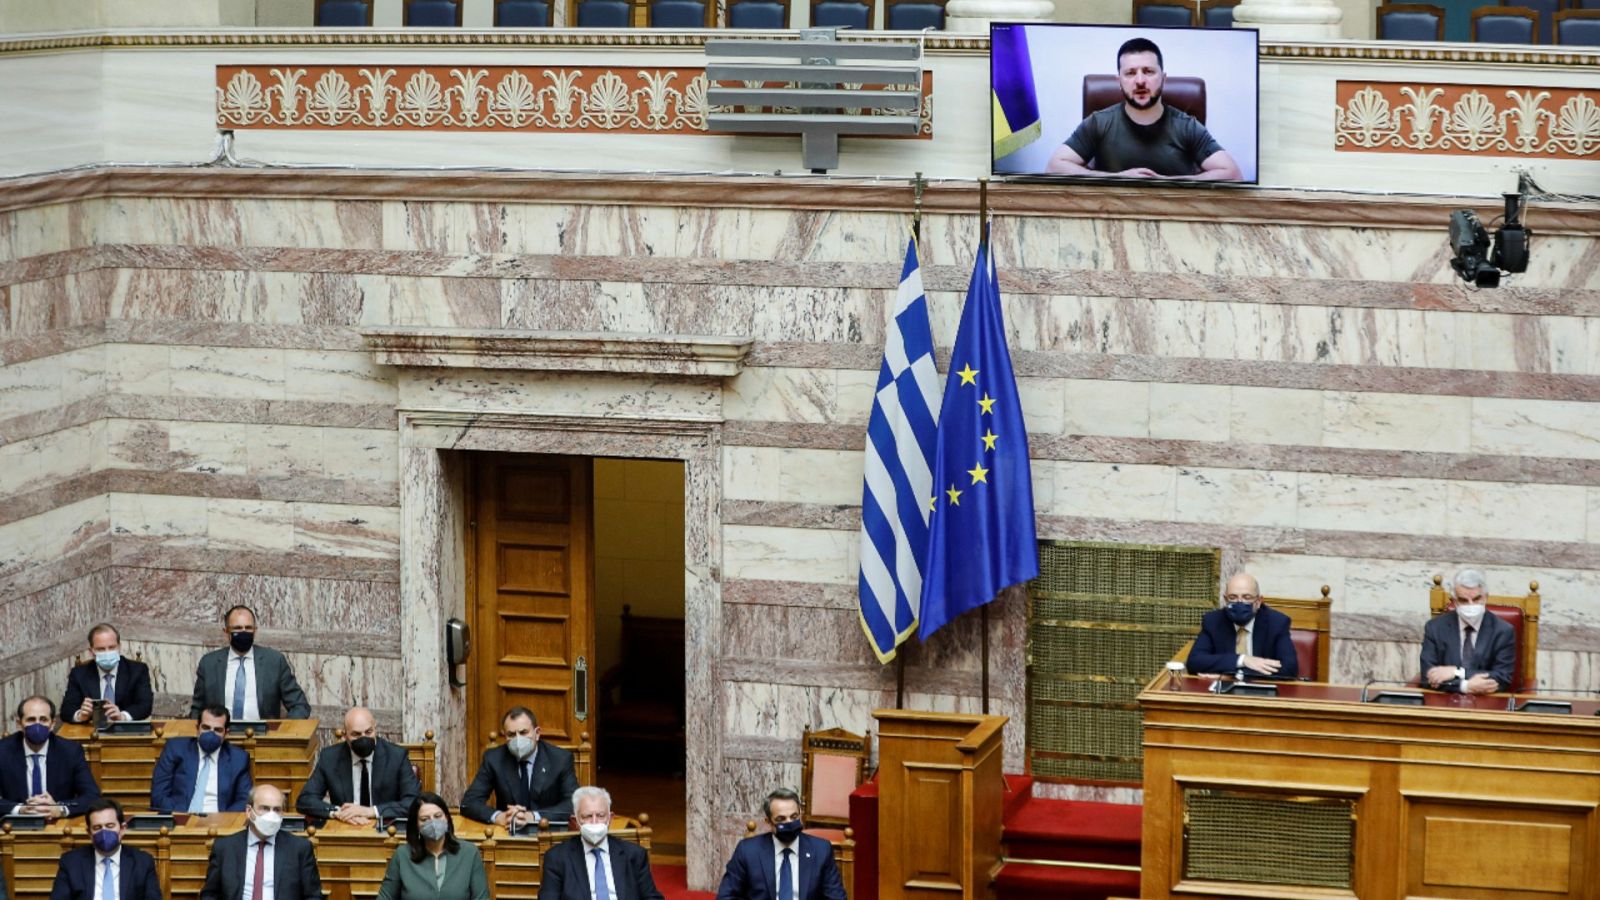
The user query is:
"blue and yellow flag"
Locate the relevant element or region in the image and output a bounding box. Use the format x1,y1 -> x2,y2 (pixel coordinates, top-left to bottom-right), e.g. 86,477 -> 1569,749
918,236 -> 1039,640
992,25 -> 1042,160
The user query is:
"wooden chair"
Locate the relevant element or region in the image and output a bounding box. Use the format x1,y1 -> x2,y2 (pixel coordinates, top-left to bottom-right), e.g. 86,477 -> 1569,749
726,0 -> 790,26
572,0 -> 637,26
404,0 -> 463,24
1133,0 -> 1197,26
646,0 -> 716,26
1262,585 -> 1333,683
495,0 -> 553,24
315,0 -> 374,25
810,0 -> 875,29
598,605 -> 685,771
1430,575 -> 1540,691
1471,5 -> 1541,41
800,725 -> 870,844
884,0 -> 945,28
396,731 -> 437,795
1376,2 -> 1446,39
1197,0 -> 1240,26
1555,7 -> 1600,43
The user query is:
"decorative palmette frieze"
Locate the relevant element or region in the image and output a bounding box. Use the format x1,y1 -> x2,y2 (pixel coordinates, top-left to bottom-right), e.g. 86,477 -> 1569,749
1334,81 -> 1600,158
216,65 -> 932,136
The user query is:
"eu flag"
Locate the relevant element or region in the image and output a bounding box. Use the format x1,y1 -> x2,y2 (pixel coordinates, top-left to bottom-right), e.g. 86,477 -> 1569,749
917,237 -> 1039,640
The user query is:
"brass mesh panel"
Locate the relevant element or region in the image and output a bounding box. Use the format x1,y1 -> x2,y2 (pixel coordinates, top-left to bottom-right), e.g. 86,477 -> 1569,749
1027,541 -> 1219,783
1183,789 -> 1355,888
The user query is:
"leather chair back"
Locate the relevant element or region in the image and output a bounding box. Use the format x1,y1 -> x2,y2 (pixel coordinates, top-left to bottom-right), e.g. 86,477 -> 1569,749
1134,0 -> 1194,25
1200,0 -> 1237,28
1472,5 -> 1539,42
728,0 -> 787,26
496,0 -> 552,25
1555,8 -> 1600,44
1083,73 -> 1206,124
316,0 -> 373,25
1376,3 -> 1445,39
576,0 -> 633,26
886,1 -> 944,28
812,0 -> 871,28
649,0 -> 707,24
405,0 -> 462,25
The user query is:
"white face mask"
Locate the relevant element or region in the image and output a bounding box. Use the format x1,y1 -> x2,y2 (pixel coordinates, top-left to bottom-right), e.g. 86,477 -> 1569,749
1457,603 -> 1487,624
580,821 -> 609,846
251,811 -> 283,838
506,735 -> 535,760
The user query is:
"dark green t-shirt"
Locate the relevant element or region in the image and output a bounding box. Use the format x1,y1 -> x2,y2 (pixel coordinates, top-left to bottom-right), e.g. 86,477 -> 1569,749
1064,104 -> 1224,177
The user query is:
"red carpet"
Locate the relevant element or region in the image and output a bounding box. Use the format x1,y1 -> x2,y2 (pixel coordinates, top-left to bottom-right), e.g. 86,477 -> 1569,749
994,791 -> 1143,900
653,863 -> 715,900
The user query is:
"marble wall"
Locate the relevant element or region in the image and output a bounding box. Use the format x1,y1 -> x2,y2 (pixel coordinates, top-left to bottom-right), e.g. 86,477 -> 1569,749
2,171 -> 1599,885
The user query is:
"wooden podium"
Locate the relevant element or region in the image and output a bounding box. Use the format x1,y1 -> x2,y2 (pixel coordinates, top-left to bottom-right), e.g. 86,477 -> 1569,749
1140,673 -> 1600,899
874,709 -> 1008,900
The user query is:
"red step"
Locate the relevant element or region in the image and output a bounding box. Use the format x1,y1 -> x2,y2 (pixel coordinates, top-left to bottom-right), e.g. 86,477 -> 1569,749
1003,796 -> 1142,866
993,862 -> 1141,900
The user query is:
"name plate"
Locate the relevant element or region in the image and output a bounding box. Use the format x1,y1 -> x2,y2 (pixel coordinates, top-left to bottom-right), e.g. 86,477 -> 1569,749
1370,691 -> 1425,706
128,814 -> 176,831
3,815 -> 48,830
1514,699 -> 1572,715
228,720 -> 270,736
1222,681 -> 1278,697
100,721 -> 155,736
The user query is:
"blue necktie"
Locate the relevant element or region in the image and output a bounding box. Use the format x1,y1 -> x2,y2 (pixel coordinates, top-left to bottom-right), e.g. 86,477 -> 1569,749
232,657 -> 247,720
102,857 -> 115,900
190,752 -> 213,813
30,754 -> 43,796
592,847 -> 610,900
780,848 -> 794,900
103,672 -> 115,701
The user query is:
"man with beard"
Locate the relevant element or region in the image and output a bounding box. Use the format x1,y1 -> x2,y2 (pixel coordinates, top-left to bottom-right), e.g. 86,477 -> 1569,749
1047,37 -> 1241,181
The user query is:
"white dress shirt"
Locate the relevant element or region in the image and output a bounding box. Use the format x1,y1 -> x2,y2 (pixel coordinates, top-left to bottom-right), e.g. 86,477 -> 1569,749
585,838 -> 615,900
197,747 -> 222,813
245,834 -> 276,900
25,740 -> 49,794
92,846 -> 122,900
771,835 -> 802,900
223,651 -> 261,721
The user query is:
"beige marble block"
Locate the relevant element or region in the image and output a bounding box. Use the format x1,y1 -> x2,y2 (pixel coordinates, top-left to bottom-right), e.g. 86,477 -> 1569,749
0,497 -> 108,575
1043,460 -> 1175,521
1061,379 -> 1151,439
169,347 -> 287,400
1322,391 -> 1473,453
1297,473 -> 1447,536
206,497 -> 295,552
322,428 -> 399,482
723,525 -> 855,585
1231,386 -> 1322,447
291,502 -> 401,559
725,368 -> 836,425
1446,480 -> 1586,543
1471,397 -> 1600,461
1174,466 -> 1299,529
1150,383 -> 1231,442
108,492 -> 208,542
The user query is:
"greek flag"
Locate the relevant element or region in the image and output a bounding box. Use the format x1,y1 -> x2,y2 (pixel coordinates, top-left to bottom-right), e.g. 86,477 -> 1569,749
858,237 -> 941,663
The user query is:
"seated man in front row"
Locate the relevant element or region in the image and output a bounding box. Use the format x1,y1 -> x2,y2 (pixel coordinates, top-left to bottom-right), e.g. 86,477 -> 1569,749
717,787 -> 847,900
296,705 -> 420,826
461,706 -> 579,828
50,797 -> 162,900
200,784 -> 322,900
0,696 -> 100,819
1422,568 -> 1515,695
538,786 -> 664,900
1187,573 -> 1299,679
1046,37 -> 1242,182
150,705 -> 252,814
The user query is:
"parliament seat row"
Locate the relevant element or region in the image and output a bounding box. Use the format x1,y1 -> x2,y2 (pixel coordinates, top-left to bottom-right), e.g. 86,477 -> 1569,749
315,0 -> 946,28
1132,0 -> 1241,29
1377,0 -> 1600,43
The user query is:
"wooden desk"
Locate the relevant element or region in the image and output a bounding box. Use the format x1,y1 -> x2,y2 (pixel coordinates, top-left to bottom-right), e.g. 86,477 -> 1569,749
59,720 -> 319,812
0,812 -> 651,900
1140,674 -> 1600,899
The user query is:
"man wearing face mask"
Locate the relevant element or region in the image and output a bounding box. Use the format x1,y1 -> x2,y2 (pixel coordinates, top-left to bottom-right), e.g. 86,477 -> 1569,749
716,787 -> 847,900
297,705 -> 421,826
1422,568 -> 1516,695
1186,573 -> 1299,680
461,706 -> 578,829
150,706 -> 252,814
200,784 -> 322,900
48,797 -> 162,900
0,695 -> 100,819
189,605 -> 312,721
537,786 -> 664,900
62,624 -> 153,725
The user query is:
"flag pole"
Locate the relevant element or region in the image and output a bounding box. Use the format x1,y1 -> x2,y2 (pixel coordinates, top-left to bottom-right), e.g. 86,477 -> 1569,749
912,171 -> 925,242
897,171 -> 926,712
978,176 -> 991,716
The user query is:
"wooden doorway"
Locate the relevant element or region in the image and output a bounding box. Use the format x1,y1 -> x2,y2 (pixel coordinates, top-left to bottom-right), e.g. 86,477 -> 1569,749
467,453 -> 595,771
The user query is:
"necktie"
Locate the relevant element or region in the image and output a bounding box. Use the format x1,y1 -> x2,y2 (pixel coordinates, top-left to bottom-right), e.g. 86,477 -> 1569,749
102,857 -> 115,900
190,753 -> 213,813
251,839 -> 266,900
102,672 -> 115,702
30,754 -> 42,796
232,657 -> 247,720
592,847 -> 611,900
1463,625 -> 1478,670
780,848 -> 794,900
1235,626 -> 1249,656
359,758 -> 371,808
521,760 -> 533,805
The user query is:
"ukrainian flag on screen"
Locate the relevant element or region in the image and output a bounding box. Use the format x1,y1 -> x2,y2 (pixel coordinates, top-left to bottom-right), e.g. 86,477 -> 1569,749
992,25 -> 1042,160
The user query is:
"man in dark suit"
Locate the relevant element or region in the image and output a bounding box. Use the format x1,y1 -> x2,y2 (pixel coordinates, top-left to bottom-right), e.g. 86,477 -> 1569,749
1186,573 -> 1299,679
1422,568 -> 1516,694
200,783 -> 322,900
62,624 -> 154,724
716,788 -> 847,900
461,706 -> 578,828
49,797 -> 162,900
150,706 -> 252,814
0,695 -> 100,818
539,785 -> 664,900
189,605 -> 311,720
295,705 -> 420,826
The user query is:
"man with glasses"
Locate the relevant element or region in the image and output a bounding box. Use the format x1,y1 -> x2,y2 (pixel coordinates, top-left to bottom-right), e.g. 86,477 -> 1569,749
1186,573 -> 1299,680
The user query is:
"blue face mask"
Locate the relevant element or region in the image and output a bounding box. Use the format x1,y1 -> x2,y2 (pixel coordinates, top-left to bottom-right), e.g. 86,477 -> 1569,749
197,729 -> 225,754
773,819 -> 803,844
1225,601 -> 1256,625
23,723 -> 51,746
95,650 -> 121,671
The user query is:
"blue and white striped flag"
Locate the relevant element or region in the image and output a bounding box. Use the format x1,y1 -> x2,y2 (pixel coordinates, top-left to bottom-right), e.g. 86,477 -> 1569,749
858,237 -> 941,663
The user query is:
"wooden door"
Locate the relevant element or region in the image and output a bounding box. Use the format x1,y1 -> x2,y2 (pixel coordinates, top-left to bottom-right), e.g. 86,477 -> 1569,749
468,454 -> 595,767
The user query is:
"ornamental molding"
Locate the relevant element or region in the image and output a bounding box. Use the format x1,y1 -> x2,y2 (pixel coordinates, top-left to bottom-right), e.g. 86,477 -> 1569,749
362,326 -> 754,377
216,64 -> 932,137
1335,81 -> 1600,159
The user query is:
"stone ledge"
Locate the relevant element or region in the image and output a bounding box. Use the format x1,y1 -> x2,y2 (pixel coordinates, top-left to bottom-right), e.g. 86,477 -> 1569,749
363,326 -> 753,378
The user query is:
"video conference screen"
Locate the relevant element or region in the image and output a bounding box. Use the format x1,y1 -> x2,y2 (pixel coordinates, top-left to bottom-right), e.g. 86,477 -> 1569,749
991,22 -> 1260,186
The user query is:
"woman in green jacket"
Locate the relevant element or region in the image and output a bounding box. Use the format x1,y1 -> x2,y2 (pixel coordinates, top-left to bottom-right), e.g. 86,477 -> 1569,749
377,792 -> 490,900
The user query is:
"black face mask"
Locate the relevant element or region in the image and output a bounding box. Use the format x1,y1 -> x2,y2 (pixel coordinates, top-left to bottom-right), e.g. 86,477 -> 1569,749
774,819 -> 803,844
230,631 -> 255,653
349,736 -> 376,758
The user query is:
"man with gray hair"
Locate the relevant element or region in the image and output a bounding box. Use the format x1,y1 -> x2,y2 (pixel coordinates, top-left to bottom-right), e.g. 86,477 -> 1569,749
537,785 -> 663,900
1422,568 -> 1516,694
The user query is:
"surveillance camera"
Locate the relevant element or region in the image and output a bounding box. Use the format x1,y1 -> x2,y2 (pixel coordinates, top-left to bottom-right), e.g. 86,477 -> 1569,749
1449,210 -> 1499,287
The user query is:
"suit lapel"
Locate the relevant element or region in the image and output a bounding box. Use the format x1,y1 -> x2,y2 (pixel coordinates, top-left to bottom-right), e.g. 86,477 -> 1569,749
608,842 -> 627,900
335,744 -> 354,802
760,837 -> 778,900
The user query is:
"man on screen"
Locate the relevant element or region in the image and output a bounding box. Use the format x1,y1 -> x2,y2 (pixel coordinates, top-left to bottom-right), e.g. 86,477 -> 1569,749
1046,37 -> 1242,181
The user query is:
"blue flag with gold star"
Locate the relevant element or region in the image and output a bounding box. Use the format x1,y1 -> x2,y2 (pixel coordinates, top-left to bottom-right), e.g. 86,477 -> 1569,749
918,237 -> 1038,640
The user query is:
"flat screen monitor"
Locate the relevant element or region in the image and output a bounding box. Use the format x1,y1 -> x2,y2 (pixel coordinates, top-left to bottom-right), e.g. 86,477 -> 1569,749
991,22 -> 1260,186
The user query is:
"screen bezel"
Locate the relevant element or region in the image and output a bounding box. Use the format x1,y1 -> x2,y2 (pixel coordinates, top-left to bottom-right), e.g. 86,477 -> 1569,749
989,21 -> 1262,187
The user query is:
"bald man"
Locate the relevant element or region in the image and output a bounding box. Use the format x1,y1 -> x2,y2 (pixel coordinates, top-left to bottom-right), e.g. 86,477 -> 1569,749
295,706 -> 420,825
1186,573 -> 1299,679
